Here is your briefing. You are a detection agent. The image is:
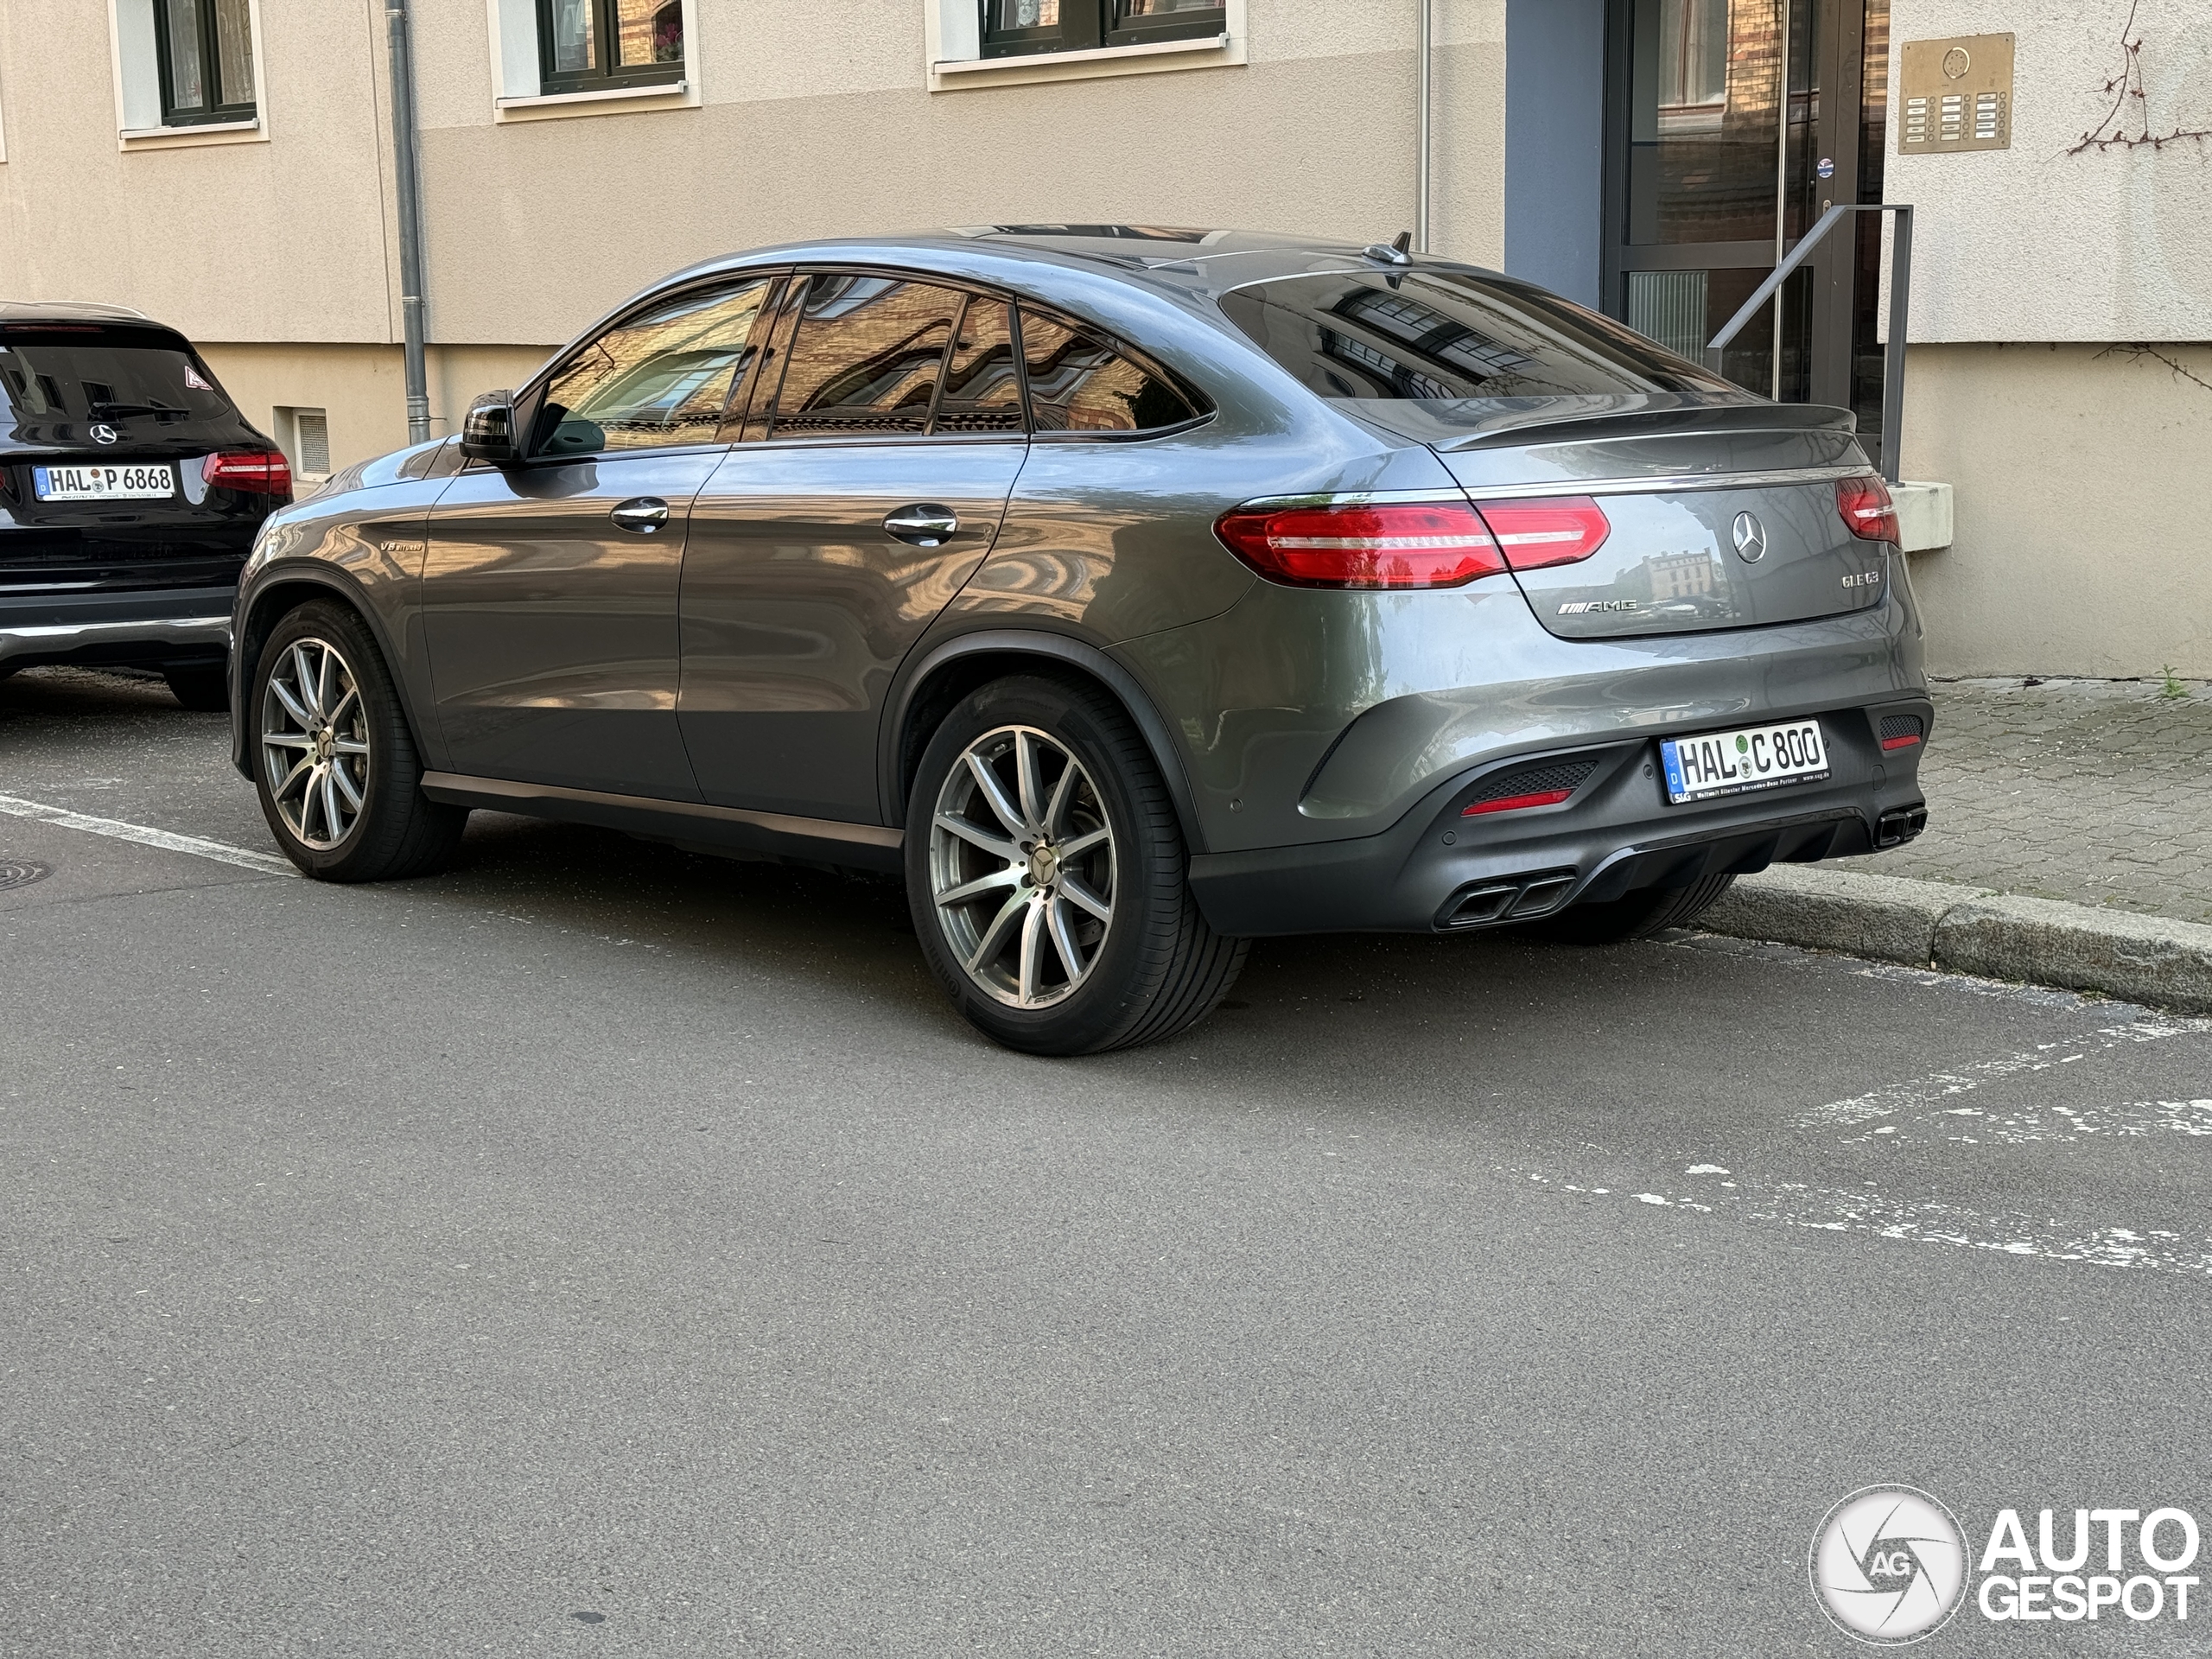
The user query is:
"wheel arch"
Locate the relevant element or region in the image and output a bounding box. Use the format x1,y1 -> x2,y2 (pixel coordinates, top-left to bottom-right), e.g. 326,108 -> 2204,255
230,568 -> 432,780
884,631 -> 1210,855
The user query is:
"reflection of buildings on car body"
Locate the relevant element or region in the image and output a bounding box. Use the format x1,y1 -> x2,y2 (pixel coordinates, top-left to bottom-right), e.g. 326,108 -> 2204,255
3,0 -> 2203,675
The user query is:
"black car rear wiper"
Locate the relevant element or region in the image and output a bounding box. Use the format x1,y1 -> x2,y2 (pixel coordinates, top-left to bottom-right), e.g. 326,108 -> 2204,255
86,402 -> 190,419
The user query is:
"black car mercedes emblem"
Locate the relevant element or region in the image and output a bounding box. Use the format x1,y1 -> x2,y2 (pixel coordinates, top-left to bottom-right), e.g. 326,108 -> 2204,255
90,423 -> 119,445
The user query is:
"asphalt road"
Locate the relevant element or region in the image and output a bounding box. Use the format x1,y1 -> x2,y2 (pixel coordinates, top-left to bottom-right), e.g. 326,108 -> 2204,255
4,668 -> 2209,1658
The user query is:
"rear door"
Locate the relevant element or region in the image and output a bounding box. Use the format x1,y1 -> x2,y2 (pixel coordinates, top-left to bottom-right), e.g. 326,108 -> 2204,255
419,276 -> 773,799
677,273 -> 1027,822
0,321 -> 277,600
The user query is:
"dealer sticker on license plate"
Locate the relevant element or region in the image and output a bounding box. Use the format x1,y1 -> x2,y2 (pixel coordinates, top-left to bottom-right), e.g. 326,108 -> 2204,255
1660,719 -> 1829,804
32,462 -> 176,501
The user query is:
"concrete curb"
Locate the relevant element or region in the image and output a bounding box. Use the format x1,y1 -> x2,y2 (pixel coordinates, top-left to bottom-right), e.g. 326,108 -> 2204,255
1700,865 -> 2212,1014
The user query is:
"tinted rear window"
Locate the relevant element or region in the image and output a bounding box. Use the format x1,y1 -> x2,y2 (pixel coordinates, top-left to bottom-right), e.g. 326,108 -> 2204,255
1217,271 -> 1734,403
0,325 -> 237,429
1019,308 -> 1199,434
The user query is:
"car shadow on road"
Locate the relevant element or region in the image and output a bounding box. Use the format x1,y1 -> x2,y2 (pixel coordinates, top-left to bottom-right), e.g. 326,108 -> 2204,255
383,808 -> 1954,1138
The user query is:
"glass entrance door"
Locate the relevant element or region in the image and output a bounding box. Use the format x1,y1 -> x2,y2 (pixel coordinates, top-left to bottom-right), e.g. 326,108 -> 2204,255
1605,0 -> 1891,450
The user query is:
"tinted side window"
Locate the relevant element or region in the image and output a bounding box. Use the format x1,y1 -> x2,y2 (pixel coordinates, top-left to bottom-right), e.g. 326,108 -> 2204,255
532,278 -> 772,457
769,276 -> 964,439
932,297 -> 1025,434
1216,270 -> 1735,402
1019,308 -> 1197,434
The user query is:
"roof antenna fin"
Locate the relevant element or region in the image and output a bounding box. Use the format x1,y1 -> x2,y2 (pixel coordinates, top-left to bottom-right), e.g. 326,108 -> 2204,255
1362,232 -> 1414,266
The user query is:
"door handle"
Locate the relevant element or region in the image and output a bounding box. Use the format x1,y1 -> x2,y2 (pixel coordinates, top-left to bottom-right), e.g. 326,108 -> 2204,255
611,497 -> 671,535
883,504 -> 959,548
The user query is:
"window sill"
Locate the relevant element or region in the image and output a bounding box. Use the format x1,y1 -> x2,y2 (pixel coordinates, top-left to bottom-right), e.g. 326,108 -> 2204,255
494,79 -> 696,122
118,117 -> 265,152
931,31 -> 1240,92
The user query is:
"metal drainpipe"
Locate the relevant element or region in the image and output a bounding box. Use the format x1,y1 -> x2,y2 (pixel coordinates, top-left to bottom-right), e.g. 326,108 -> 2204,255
1770,0 -> 1790,401
385,0 -> 431,444
1414,0 -> 1433,252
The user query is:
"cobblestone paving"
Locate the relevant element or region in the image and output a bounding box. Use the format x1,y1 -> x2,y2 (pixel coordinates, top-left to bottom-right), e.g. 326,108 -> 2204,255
1879,677 -> 2212,925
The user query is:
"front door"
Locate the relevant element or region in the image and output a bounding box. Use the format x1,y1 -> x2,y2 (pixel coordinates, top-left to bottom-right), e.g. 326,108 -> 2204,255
1605,0 -> 1890,448
678,274 -> 1028,822
420,276 -> 773,798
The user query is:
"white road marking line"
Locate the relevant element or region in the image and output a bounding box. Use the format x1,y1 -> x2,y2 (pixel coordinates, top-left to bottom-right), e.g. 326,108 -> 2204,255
0,792 -> 297,878
1516,1166 -> 2212,1276
1799,1020 -> 2208,1130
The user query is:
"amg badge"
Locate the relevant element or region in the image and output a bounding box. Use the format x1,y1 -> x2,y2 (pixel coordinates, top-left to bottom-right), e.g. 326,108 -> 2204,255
1559,600 -> 1640,614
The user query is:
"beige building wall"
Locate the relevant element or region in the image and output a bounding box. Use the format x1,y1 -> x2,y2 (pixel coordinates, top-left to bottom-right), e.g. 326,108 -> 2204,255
1,0 -> 1504,470
1883,1 -> 2212,677
1902,341 -> 2212,679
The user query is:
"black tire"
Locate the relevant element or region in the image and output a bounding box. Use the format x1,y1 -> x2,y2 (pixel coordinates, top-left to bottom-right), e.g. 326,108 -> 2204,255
1516,870 -> 1737,945
162,662 -> 231,712
905,674 -> 1247,1056
251,599 -> 467,881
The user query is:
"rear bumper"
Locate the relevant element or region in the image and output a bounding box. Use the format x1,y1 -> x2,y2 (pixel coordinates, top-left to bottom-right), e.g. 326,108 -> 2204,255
1186,696 -> 1932,937
0,585 -> 234,667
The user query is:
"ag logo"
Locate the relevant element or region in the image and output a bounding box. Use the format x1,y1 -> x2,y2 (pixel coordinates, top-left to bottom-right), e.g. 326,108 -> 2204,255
90,423 -> 119,445
1810,1485 -> 1969,1644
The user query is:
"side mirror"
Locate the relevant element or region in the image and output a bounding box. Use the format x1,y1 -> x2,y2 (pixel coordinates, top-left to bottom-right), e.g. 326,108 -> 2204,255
460,392 -> 516,462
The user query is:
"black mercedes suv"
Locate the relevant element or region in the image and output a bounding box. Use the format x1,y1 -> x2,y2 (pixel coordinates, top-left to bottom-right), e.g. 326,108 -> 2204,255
1,302 -> 291,709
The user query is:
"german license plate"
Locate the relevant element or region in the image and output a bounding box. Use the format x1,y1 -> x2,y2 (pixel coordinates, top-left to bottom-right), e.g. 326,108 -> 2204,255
1661,719 -> 1829,804
32,462 -> 176,501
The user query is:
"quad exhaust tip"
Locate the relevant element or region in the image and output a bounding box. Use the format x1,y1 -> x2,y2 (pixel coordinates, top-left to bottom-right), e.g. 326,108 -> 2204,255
1438,868 -> 1579,930
1875,803 -> 1929,849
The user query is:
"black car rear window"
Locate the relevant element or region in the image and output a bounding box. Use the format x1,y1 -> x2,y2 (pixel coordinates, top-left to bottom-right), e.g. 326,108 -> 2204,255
0,325 -> 236,429
1217,270 -> 1735,403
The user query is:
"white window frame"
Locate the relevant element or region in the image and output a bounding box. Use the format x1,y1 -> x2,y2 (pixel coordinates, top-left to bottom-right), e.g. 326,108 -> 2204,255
486,0 -> 703,122
107,0 -> 270,151
927,0 -> 1246,92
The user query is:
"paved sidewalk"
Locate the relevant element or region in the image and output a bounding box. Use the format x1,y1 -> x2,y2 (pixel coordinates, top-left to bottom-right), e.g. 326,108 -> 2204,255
1882,677 -> 2212,926
1702,675 -> 2212,1014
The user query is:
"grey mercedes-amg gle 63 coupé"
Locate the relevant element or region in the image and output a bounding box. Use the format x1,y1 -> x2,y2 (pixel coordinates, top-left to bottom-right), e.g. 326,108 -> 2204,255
230,226 -> 1929,1054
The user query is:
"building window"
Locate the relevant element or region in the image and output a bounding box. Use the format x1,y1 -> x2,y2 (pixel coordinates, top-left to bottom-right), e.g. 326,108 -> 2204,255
276,407 -> 332,481
537,0 -> 685,93
981,0 -> 1225,60
154,0 -> 256,126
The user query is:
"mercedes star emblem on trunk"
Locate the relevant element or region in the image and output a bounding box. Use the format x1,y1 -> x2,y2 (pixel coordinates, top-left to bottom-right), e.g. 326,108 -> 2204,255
1732,510 -> 1768,563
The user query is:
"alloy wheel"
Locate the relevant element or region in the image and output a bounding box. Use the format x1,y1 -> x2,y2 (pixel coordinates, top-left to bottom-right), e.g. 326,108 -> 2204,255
260,636 -> 371,851
928,724 -> 1116,1009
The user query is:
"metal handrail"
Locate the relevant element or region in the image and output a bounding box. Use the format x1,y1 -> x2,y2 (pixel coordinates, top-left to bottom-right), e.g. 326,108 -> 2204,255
1705,202 -> 1915,484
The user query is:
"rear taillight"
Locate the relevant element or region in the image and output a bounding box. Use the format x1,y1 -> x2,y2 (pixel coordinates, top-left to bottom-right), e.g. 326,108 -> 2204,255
203,448 -> 293,496
1836,474 -> 1897,543
1214,500 -> 1505,589
1471,496 -> 1611,570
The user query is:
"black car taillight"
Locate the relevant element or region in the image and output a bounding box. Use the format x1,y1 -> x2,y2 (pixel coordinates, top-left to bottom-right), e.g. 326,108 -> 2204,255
1213,500 -> 1506,589
204,448 -> 293,497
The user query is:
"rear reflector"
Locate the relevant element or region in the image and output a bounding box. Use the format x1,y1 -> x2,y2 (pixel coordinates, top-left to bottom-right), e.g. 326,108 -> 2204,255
1880,733 -> 1922,751
1214,500 -> 1505,589
1836,474 -> 1898,543
1463,788 -> 1575,817
1471,496 -> 1611,570
203,448 -> 293,496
